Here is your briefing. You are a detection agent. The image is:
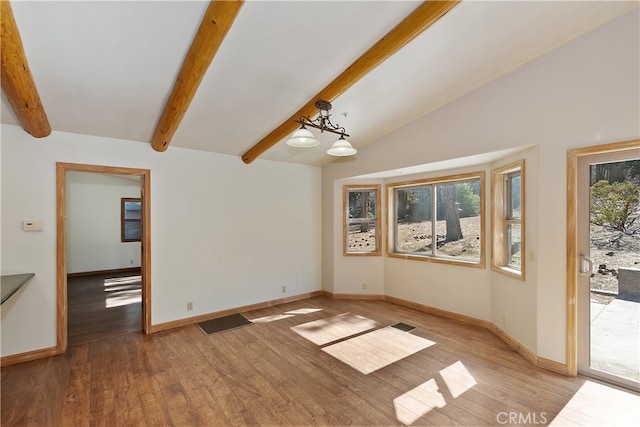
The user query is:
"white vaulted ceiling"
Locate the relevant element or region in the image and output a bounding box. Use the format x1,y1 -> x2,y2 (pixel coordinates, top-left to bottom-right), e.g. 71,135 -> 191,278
1,0 -> 637,166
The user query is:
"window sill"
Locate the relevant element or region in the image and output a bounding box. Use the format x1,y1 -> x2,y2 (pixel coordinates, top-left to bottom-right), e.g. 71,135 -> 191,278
344,251 -> 382,257
492,265 -> 525,281
387,252 -> 484,268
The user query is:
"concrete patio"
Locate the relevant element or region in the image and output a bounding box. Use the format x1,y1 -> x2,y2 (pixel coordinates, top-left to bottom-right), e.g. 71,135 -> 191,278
590,298 -> 640,383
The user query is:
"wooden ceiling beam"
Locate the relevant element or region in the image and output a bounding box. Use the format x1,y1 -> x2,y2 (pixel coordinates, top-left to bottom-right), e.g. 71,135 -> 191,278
241,0 -> 460,164
1,0 -> 51,138
151,0 -> 244,152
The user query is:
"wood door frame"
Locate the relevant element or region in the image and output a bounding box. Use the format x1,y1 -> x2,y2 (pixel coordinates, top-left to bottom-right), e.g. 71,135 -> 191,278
566,139 -> 639,377
56,162 -> 151,353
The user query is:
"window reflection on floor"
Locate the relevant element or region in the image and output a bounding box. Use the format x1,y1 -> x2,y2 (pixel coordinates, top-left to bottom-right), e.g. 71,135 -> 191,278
439,360 -> 477,398
286,311 -> 482,425
291,312 -> 380,346
394,378 -> 446,425
550,380 -> 640,426
250,314 -> 295,323
321,326 -> 435,374
103,275 -> 141,308
248,307 -> 323,323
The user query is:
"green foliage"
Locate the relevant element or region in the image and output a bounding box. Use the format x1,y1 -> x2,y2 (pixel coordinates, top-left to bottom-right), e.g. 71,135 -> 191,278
590,160 -> 640,185
590,180 -> 640,231
455,183 -> 480,218
509,174 -> 521,211
396,181 -> 481,221
396,187 -> 431,221
348,190 -> 377,219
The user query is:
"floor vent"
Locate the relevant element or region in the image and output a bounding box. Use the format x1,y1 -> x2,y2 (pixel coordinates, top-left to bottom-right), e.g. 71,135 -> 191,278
392,322 -> 416,332
197,313 -> 252,335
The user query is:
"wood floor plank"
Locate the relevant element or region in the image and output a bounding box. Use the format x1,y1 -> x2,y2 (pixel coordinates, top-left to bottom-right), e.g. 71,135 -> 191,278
241,323 -> 361,426
67,270 -> 142,346
3,297 -> 637,427
111,339 -> 146,426
88,340 -> 117,426
62,346 -> 91,426
222,329 -> 322,426
243,312 -> 393,425
207,332 -> 292,425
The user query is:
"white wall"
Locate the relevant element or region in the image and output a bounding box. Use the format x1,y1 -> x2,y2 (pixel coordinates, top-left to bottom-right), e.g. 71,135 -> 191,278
322,9 -> 639,364
66,172 -> 141,274
0,128 -> 321,356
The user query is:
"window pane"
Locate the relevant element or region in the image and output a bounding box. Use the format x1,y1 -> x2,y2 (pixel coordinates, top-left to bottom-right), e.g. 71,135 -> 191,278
121,198 -> 142,242
508,174 -> 521,219
395,186 -> 432,254
347,189 -> 377,253
124,201 -> 141,220
348,191 -> 376,219
435,181 -> 481,260
506,222 -> 521,268
491,161 -> 524,276
124,221 -> 141,241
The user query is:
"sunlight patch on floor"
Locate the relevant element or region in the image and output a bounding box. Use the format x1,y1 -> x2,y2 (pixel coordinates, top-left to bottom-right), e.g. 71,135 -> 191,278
291,312 -> 380,346
250,314 -> 295,323
104,289 -> 142,308
439,360 -> 477,398
285,308 -> 323,315
104,275 -> 141,285
392,361 -> 476,425
322,326 -> 435,374
550,380 -> 640,426
104,276 -> 141,308
249,307 -> 322,323
393,379 -> 445,425
105,290 -> 141,308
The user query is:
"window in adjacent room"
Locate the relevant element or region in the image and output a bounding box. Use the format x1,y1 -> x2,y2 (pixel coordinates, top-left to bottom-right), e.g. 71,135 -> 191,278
491,160 -> 525,279
344,185 -> 381,255
121,198 -> 142,242
387,172 -> 485,267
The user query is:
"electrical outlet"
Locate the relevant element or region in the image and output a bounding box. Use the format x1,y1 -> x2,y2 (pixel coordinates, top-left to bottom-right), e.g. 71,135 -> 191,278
361,282 -> 367,290
187,302 -> 193,311
282,285 -> 286,293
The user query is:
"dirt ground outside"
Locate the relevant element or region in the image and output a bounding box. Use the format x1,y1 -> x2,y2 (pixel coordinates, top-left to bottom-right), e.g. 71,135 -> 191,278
348,216 -> 481,259
589,223 -> 640,304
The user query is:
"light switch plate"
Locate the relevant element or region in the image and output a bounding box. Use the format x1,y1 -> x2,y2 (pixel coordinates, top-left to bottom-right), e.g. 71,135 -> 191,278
23,220 -> 44,231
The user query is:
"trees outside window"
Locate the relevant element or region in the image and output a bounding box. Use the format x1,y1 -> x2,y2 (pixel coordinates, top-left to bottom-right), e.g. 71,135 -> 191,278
388,172 -> 484,266
344,185 -> 381,256
590,159 -> 640,232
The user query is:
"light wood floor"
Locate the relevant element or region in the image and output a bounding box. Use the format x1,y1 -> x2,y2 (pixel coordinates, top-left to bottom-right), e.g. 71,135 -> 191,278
2,297 -> 638,426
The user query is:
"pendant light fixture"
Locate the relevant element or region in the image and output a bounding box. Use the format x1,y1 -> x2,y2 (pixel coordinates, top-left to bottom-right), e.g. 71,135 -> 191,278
287,100 -> 357,156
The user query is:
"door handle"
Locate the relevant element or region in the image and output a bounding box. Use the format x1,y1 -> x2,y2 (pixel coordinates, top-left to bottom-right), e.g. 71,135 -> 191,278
580,255 -> 593,274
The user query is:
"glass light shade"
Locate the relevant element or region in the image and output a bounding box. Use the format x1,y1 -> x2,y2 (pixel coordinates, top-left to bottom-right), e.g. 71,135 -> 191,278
286,127 -> 319,148
326,137 -> 357,156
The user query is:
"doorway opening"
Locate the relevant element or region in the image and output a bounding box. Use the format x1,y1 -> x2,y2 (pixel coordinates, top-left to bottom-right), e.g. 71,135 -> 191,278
567,140 -> 639,392
56,163 -> 151,352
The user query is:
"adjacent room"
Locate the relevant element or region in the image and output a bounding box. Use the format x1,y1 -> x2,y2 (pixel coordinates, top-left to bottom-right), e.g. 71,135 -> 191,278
1,1 -> 639,425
